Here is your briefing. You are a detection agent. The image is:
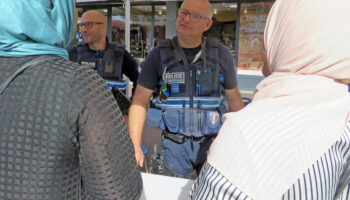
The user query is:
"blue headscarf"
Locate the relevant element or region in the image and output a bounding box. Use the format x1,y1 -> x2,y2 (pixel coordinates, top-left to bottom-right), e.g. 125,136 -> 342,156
0,0 -> 75,59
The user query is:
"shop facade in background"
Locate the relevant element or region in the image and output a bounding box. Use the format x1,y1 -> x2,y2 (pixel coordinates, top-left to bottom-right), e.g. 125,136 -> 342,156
238,2 -> 273,71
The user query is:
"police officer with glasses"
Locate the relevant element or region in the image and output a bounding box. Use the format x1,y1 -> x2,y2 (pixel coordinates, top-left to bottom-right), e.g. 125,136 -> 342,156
68,10 -> 139,115
128,0 -> 244,178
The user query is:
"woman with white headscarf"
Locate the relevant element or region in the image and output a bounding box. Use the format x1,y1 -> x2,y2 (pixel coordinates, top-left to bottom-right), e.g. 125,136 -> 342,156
0,0 -> 142,199
189,0 -> 350,199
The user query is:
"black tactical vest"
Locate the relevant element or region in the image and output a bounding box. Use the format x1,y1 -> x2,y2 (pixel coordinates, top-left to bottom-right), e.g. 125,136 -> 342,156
157,36 -> 224,102
76,42 -> 125,81
146,37 -> 227,137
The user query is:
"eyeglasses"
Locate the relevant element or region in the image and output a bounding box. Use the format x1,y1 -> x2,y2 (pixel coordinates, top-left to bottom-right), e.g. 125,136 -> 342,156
178,9 -> 210,23
78,22 -> 104,29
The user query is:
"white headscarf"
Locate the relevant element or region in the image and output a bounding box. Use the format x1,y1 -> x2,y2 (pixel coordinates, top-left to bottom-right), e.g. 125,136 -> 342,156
208,0 -> 350,199
254,0 -> 350,104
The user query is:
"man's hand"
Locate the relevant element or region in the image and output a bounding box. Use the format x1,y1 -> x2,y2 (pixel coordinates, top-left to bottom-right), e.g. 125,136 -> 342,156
135,146 -> 145,167
128,86 -> 153,168
225,87 -> 244,112
123,114 -> 128,122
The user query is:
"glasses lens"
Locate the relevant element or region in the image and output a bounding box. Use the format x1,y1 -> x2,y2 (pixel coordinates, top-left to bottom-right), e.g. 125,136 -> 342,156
190,13 -> 201,22
179,10 -> 188,17
85,22 -> 93,29
178,10 -> 203,23
78,22 -> 94,29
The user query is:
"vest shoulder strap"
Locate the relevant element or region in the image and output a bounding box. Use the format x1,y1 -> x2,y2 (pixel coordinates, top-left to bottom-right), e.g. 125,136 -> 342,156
76,41 -> 87,48
76,42 -> 125,54
158,38 -> 180,70
158,39 -> 172,48
200,37 -> 219,59
205,37 -> 219,48
201,37 -> 219,69
76,42 -> 89,54
110,42 -> 126,49
108,43 -> 125,56
158,38 -> 179,59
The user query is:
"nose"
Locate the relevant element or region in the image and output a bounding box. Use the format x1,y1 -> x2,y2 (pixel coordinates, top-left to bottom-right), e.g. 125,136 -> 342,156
80,25 -> 89,34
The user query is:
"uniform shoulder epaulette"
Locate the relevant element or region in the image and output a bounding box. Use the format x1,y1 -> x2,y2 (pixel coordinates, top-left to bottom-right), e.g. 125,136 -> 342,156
109,42 -> 125,50
76,41 -> 87,47
105,42 -> 124,52
205,37 -> 219,48
158,39 -> 172,48
115,43 -> 126,49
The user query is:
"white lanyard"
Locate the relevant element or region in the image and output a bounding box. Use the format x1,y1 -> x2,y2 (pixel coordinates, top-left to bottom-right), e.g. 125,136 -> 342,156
191,49 -> 202,64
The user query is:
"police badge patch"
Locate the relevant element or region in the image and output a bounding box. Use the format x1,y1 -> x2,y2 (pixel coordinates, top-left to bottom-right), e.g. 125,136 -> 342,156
208,111 -> 220,125
164,72 -> 185,84
81,61 -> 96,69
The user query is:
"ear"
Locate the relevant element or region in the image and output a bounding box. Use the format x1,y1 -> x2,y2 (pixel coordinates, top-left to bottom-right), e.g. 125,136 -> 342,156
204,19 -> 213,31
102,23 -> 108,32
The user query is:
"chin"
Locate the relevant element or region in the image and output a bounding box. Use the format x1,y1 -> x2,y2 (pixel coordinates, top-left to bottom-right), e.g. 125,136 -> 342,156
83,38 -> 90,43
177,28 -> 191,35
178,32 -> 194,37
179,26 -> 191,31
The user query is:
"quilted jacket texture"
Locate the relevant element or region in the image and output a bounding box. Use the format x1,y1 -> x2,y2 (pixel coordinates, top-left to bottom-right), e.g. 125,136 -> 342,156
0,56 -> 142,200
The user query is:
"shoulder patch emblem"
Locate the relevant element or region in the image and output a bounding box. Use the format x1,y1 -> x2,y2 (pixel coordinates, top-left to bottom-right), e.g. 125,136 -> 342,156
208,111 -> 220,125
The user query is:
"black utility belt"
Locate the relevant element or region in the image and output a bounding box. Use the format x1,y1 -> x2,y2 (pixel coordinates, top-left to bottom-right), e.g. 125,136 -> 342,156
162,130 -> 215,144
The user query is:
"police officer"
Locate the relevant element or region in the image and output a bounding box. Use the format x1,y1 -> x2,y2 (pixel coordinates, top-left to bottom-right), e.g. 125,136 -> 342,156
68,10 -> 139,112
129,0 -> 244,178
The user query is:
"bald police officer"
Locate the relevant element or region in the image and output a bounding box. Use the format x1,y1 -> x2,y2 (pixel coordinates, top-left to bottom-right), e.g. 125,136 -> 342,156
68,10 -> 139,111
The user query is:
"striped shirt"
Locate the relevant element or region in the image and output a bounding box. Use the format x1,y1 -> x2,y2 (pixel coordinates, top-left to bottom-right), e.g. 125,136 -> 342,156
189,120 -> 350,200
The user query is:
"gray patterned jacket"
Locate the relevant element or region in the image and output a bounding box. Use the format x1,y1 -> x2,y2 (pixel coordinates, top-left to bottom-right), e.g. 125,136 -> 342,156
0,56 -> 142,200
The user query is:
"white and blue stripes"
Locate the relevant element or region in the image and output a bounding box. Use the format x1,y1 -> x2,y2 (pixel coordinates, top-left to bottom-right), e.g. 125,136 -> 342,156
189,162 -> 253,200
190,120 -> 350,200
152,96 -> 227,109
105,80 -> 127,90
